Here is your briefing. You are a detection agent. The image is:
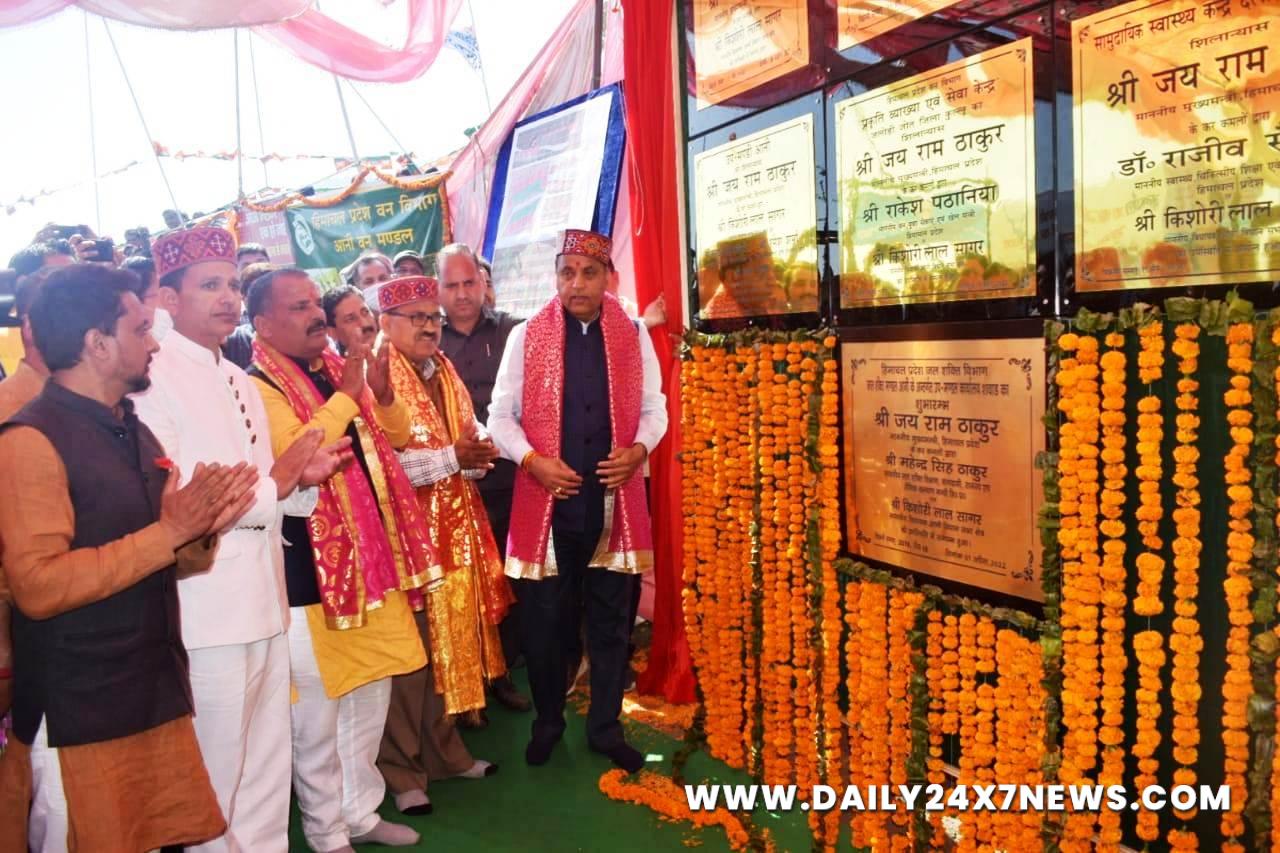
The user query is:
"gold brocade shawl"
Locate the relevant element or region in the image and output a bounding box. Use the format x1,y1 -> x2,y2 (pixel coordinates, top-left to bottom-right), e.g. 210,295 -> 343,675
388,343 -> 512,714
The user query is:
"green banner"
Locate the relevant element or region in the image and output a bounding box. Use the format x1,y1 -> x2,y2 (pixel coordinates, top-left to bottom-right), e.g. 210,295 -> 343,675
286,184 -> 446,285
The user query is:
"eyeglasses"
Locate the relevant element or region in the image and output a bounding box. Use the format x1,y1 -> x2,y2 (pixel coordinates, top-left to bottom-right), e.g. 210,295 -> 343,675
386,309 -> 444,328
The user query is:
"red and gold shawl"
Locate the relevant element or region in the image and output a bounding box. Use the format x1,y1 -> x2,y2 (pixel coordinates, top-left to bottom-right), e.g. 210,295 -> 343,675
506,292 -> 654,580
253,338 -> 441,629
388,344 -> 512,711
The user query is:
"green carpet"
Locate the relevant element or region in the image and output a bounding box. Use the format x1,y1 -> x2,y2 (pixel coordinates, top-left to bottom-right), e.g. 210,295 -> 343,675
287,669 -> 814,852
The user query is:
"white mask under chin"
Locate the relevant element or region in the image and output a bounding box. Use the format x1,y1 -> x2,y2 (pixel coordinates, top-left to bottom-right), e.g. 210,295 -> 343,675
151,306 -> 173,341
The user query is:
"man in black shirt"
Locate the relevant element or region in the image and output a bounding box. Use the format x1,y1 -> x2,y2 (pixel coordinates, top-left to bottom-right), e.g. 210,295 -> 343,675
437,243 -> 529,716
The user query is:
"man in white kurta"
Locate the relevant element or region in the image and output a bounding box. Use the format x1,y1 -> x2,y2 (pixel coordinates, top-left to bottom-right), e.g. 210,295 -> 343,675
132,227 -> 346,852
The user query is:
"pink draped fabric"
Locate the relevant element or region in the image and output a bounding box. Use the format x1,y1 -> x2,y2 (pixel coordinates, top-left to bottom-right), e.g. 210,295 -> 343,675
1,0 -> 310,29
256,0 -> 463,83
1,0 -> 458,85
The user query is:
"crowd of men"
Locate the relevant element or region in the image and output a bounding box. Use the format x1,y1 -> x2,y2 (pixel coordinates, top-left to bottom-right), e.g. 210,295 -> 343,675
0,221 -> 667,853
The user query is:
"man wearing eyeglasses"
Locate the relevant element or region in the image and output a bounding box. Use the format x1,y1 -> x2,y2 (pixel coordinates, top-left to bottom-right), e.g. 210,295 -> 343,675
372,275 -> 510,816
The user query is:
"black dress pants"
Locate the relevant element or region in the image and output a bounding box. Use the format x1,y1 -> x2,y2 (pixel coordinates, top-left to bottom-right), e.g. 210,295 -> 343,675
514,525 -> 632,749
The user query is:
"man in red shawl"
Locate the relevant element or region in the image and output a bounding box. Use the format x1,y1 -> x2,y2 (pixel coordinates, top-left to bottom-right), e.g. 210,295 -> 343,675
489,228 -> 667,772
372,274 -> 509,814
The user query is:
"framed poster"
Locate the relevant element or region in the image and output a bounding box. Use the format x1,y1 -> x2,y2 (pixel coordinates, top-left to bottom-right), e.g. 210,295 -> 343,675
692,114 -> 818,319
842,332 -> 1046,601
834,39 -> 1038,308
482,84 -> 625,319
1073,0 -> 1280,291
692,0 -> 810,109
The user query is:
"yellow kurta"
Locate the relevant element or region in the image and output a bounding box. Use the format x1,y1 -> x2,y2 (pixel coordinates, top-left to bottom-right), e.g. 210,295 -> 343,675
254,365 -> 425,699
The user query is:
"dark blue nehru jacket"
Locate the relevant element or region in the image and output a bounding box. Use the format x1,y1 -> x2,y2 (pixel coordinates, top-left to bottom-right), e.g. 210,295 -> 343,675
554,313 -> 611,535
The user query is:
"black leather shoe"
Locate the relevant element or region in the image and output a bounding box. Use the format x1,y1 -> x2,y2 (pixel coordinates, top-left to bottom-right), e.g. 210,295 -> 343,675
589,740 -> 644,773
525,735 -> 560,766
491,677 -> 532,712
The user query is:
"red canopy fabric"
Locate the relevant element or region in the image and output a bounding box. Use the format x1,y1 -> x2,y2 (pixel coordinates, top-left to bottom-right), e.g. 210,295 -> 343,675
623,0 -> 697,704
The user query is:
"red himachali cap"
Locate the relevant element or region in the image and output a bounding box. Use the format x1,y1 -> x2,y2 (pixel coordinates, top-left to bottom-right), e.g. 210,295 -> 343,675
151,226 -> 237,279
375,275 -> 440,312
558,228 -> 612,268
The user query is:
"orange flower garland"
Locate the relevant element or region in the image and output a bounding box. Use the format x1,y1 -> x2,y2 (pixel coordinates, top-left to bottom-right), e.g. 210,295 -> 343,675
1097,332 -> 1128,851
1054,330 -> 1084,838
926,609 -> 947,839
938,612 -> 961,844
598,770 -> 774,851
680,345 -> 712,707
817,338 -> 843,850
686,343 -> 737,768
711,347 -> 750,770
855,581 -> 890,848
1221,323 -> 1254,851
1017,632 -> 1048,845
845,579 -> 864,817
888,590 -> 922,844
956,612 -> 979,853
995,628 -> 1047,849
1132,321 -> 1166,845
1059,332 -> 1102,851
1273,322 -> 1280,849
789,342 -> 819,832
972,617 -> 997,849
758,342 -> 790,780
1168,323 -> 1202,852
992,628 -> 1017,847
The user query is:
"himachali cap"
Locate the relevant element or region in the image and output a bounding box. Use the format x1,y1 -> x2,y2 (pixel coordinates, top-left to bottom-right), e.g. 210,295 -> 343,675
152,226 -> 237,279
375,275 -> 440,312
557,228 -> 612,268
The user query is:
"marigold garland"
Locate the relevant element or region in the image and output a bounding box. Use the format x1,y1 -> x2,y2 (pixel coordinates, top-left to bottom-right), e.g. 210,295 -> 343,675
1097,332 -> 1129,851
598,770 -> 774,852
1272,322 -> 1280,853
1168,322 -> 1202,852
1057,331 -> 1102,851
817,339 -> 843,850
956,612 -> 979,853
926,609 -> 948,852
845,579 -> 865,831
888,590 -> 923,841
996,628 -> 1047,849
971,617 -> 997,849
239,166 -> 449,212
1132,321 -> 1166,845
1221,322 -> 1254,851
856,581 -> 891,848
789,341 -> 820,837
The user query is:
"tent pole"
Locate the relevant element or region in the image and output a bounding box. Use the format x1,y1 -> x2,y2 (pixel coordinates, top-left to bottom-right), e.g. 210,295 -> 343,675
84,11 -> 102,233
248,34 -> 270,188
347,83 -> 412,167
333,77 -> 360,164
103,19 -> 181,217
234,30 -> 244,200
